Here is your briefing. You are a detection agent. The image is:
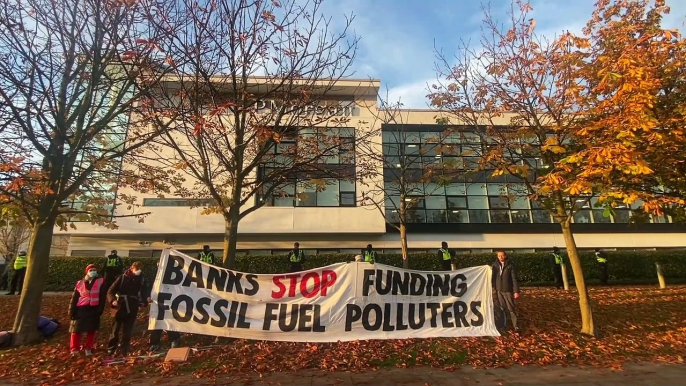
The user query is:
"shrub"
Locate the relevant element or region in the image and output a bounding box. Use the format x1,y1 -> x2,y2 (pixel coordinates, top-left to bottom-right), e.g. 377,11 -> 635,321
44,250 -> 686,291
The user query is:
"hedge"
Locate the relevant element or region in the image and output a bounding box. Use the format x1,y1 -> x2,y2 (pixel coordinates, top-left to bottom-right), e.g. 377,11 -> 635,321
42,250 -> 686,291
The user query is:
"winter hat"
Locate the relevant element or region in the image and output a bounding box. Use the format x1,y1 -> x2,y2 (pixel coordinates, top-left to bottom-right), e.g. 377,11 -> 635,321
85,264 -> 98,275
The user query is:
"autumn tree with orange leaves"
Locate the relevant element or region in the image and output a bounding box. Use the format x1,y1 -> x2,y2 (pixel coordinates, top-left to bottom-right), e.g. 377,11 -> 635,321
0,0 -> 183,345
561,0 -> 686,219
430,1 -> 600,335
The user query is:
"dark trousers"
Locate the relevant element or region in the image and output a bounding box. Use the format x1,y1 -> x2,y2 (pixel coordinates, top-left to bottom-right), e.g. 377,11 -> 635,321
107,314 -> 136,355
599,263 -> 608,285
149,329 -> 181,346
289,263 -> 302,273
9,268 -> 26,294
441,260 -> 452,271
495,291 -> 518,330
553,265 -> 563,289
0,267 -> 9,290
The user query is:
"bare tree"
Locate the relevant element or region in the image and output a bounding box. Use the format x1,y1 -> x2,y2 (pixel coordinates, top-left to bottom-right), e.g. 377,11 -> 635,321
357,98 -> 461,269
0,206 -> 31,258
136,0 -> 363,268
0,0 -> 182,345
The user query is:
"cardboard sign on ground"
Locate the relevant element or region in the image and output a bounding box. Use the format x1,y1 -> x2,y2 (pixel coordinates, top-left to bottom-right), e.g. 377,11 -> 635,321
165,347 -> 190,362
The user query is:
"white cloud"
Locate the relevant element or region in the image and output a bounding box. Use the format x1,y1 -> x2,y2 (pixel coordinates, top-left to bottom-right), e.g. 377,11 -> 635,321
385,78 -> 434,109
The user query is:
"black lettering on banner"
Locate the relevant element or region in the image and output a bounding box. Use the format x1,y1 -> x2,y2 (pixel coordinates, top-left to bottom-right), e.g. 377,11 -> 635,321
376,270 -> 391,295
226,271 -> 243,293
263,303 -> 279,330
362,304 -> 382,331
426,274 -> 434,295
298,304 -> 313,332
312,304 -> 325,332
427,303 -> 440,328
453,301 -> 469,327
193,297 -> 211,324
345,304 -> 361,331
211,299 -> 229,327
450,274 -> 468,297
162,256 -> 184,285
391,271 -> 410,295
244,274 -> 259,296
432,274 -> 450,296
182,261 -> 205,288
156,292 -> 172,320
395,303 -> 408,330
237,302 -> 251,328
278,304 -> 298,332
470,301 -> 484,326
227,300 -> 239,327
410,273 -> 426,296
171,294 -> 194,322
362,270 -> 375,296
382,303 -> 394,331
207,267 -> 227,291
408,303 -> 425,329
441,302 -> 455,328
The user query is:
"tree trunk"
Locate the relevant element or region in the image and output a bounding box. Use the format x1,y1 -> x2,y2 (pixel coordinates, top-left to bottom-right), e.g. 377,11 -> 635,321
222,209 -> 240,269
560,220 -> 596,336
561,262 -> 570,291
656,262 -> 666,289
399,223 -> 409,269
11,221 -> 55,346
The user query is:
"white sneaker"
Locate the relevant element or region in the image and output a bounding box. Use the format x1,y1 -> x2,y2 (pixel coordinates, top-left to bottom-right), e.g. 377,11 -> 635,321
85,349 -> 93,356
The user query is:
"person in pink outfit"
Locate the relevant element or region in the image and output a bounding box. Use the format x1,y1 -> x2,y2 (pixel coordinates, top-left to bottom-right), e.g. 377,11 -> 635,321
68,264 -> 106,356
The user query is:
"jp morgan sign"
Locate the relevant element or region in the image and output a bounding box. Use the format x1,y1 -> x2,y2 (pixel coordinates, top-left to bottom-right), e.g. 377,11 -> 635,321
254,99 -> 358,117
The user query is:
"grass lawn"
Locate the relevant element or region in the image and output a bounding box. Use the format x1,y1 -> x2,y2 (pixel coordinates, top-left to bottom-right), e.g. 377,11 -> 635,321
0,285 -> 684,385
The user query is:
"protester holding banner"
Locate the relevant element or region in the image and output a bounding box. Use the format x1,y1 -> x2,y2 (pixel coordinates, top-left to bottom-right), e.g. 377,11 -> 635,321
68,264 -> 106,356
287,242 -> 305,272
492,251 -> 520,333
438,242 -> 454,271
107,261 -> 150,357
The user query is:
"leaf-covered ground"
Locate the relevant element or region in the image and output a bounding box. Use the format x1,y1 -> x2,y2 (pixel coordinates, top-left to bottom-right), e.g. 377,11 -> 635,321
0,286 -> 684,385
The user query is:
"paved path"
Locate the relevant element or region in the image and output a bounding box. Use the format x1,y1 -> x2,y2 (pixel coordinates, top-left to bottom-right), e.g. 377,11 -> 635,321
137,362 -> 685,386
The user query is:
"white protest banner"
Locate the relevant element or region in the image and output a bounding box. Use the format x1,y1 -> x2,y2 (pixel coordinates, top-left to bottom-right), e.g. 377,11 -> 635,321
149,249 -> 499,342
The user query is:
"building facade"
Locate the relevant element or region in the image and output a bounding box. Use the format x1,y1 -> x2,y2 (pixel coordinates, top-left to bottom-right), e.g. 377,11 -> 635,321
58,79 -> 686,257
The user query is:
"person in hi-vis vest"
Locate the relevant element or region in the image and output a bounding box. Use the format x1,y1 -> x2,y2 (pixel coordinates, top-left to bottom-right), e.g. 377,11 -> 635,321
363,244 -> 377,264
6,250 -> 27,296
198,245 -> 216,265
595,248 -> 609,285
103,250 -> 123,293
287,242 -> 305,272
550,246 -> 564,289
437,242 -> 453,271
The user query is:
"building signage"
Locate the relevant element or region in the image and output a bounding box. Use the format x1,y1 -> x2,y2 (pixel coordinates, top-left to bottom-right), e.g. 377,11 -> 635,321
254,99 -> 358,117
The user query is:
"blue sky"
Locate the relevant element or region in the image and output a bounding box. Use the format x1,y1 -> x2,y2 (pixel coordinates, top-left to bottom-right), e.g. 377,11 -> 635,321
321,0 -> 686,108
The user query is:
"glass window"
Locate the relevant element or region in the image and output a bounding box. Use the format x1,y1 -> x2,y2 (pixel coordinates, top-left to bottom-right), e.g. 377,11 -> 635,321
296,183 -> 316,206
469,209 -> 490,223
383,144 -> 401,156
463,132 -> 480,143
404,144 -> 420,155
382,131 -> 401,143
385,196 -> 400,208
448,209 -> 469,223
385,209 -> 400,223
468,196 -> 488,209
406,210 -> 426,223
424,183 -> 445,195
340,192 -> 355,207
467,183 -> 487,195
613,210 -> 631,223
532,210 -> 552,223
404,132 -> 421,143
510,196 -> 530,210
574,210 -> 592,224
425,196 -> 447,210
488,196 -> 509,209
426,210 -> 447,223
446,183 -> 467,195
592,210 -> 611,223
70,250 -> 106,257
447,196 -> 467,209
490,210 -> 511,223
511,210 -> 531,223
317,181 -> 339,206
273,183 -> 295,207
487,183 -> 507,196
340,180 -> 355,192
421,144 -> 439,156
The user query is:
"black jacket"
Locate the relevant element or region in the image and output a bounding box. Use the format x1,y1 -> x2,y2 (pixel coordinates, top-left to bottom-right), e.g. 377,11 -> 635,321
107,270 -> 148,319
492,259 -> 520,293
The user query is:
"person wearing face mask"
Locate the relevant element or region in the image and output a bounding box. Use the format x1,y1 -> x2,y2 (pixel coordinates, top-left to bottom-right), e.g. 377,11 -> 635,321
363,244 -> 377,264
106,261 -> 150,357
68,264 -> 106,356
